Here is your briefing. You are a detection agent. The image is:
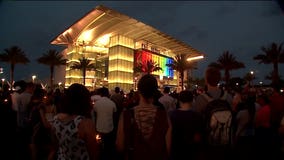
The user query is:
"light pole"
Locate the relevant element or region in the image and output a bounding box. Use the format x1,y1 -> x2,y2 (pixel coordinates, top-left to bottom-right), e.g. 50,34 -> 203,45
32,75 -> 36,83
250,71 -> 254,86
1,78 -> 5,90
134,77 -> 138,91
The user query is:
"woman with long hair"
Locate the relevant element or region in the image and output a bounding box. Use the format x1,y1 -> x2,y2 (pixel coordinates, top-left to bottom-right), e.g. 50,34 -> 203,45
49,83 -> 99,160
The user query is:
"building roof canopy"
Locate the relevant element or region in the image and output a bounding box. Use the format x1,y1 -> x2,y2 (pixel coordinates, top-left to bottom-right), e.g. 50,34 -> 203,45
51,5 -> 203,58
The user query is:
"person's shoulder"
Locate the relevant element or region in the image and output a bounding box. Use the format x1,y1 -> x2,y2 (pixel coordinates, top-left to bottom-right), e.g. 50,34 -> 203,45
195,93 -> 208,102
108,98 -> 117,106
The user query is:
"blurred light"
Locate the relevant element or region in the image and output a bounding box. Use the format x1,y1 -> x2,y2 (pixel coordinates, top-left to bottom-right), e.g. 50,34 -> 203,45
96,134 -> 102,143
80,30 -> 93,42
159,75 -> 163,80
32,75 -> 36,80
96,34 -> 111,46
187,55 -> 204,61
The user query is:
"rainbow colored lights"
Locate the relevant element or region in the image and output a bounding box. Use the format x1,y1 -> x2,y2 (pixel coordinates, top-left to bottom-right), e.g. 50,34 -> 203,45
134,50 -> 174,77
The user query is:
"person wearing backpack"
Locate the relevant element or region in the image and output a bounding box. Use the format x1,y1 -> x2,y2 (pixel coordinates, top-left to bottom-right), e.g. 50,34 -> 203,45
193,66 -> 233,160
116,74 -> 172,160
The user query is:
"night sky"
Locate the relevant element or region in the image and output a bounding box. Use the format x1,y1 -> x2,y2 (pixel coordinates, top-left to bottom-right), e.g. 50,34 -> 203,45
0,1 -> 284,85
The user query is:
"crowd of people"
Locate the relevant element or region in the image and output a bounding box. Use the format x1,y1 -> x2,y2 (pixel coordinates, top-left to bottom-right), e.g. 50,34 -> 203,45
1,66 -> 284,160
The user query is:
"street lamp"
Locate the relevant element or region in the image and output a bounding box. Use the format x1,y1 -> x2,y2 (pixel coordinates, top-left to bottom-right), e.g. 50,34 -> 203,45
250,71 -> 254,86
1,78 -> 5,90
134,77 -> 138,91
32,75 -> 36,83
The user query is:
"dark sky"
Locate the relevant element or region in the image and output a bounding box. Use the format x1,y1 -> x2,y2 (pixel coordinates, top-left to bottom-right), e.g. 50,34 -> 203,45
0,1 -> 284,85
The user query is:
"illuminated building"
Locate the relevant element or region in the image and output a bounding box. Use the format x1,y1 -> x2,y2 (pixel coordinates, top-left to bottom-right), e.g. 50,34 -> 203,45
51,5 -> 204,91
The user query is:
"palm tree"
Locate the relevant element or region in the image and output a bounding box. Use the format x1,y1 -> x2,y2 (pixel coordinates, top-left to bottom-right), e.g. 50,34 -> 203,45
265,71 -> 283,83
0,46 -> 30,86
166,54 -> 197,90
70,57 -> 95,85
37,49 -> 67,88
253,42 -> 284,86
134,59 -> 162,75
209,51 -> 245,85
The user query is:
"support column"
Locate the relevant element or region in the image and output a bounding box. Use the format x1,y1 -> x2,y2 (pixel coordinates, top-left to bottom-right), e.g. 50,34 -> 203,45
108,35 -> 134,92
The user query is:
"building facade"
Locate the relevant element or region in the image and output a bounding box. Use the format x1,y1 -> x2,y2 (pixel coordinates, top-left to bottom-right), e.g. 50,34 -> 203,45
51,5 -> 203,92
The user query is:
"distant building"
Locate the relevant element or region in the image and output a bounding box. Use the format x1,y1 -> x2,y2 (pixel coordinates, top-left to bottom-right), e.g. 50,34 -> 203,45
51,5 -> 204,92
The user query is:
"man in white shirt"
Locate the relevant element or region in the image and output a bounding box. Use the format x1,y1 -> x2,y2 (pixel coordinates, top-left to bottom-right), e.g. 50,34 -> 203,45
93,87 -> 117,160
159,86 -> 176,113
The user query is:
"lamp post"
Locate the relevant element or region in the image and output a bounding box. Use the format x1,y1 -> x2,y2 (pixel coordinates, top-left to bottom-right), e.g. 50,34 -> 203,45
134,77 -> 138,91
32,75 -> 36,83
250,71 -> 254,86
1,78 -> 4,90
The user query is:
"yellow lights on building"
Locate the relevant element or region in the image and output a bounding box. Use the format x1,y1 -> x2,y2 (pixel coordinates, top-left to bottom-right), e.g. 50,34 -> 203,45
78,30 -> 93,42
109,66 -> 133,72
109,35 -> 135,49
108,35 -> 134,90
96,34 -> 111,47
187,55 -> 204,61
109,55 -> 133,62
84,46 -> 108,54
108,79 -> 133,84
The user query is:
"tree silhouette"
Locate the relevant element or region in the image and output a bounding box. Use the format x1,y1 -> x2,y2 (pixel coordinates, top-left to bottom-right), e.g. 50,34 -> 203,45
253,42 -> 284,86
166,54 -> 197,90
37,49 -> 67,89
134,59 -> 162,75
0,46 -> 30,86
70,57 -> 95,85
209,51 -> 245,85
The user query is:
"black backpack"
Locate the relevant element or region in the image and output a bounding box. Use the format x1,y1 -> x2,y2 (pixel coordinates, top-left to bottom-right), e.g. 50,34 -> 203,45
203,90 -> 233,146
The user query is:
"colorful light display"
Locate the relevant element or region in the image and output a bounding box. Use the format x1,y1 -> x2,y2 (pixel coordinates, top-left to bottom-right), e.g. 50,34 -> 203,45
134,50 -> 174,78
